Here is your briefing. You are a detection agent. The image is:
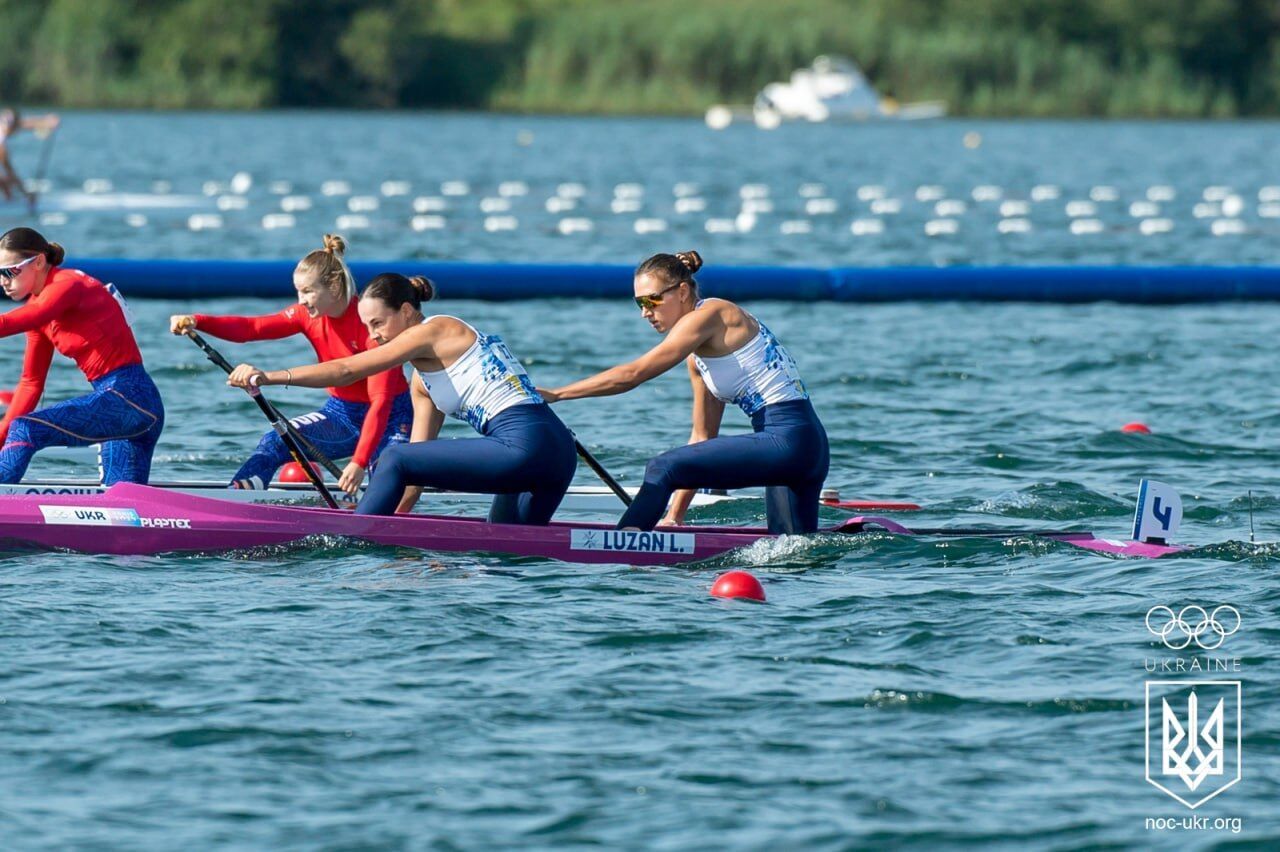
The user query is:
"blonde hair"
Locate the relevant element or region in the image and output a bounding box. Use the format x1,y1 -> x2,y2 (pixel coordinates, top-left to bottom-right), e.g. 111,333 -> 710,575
295,233 -> 355,304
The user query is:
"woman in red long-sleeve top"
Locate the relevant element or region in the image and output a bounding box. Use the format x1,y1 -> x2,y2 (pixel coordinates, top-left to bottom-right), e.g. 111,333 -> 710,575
0,227 -> 164,484
171,235 -> 410,494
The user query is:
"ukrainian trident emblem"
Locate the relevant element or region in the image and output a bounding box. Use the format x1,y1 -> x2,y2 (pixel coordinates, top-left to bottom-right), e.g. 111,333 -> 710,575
1145,681 -> 1241,808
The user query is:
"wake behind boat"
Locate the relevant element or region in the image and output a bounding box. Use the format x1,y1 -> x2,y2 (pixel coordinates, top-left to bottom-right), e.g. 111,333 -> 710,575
0,480 -> 1187,565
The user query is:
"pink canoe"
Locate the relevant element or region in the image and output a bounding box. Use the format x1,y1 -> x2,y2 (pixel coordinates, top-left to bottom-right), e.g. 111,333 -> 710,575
0,483 -> 1184,565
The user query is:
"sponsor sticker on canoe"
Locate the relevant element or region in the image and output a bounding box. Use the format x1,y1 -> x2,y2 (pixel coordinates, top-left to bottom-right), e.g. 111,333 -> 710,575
570,528 -> 695,555
39,505 -> 142,527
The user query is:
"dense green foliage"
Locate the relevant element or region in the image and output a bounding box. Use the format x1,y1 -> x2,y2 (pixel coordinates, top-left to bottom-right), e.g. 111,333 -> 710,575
5,0 -> 1279,115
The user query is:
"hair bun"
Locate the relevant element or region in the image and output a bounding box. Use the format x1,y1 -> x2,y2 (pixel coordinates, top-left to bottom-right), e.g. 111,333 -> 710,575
46,241 -> 66,266
322,233 -> 347,257
675,250 -> 703,274
408,275 -> 436,303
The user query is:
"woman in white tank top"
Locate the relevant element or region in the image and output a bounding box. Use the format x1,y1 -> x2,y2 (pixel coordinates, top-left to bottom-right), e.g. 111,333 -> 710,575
227,273 -> 576,523
541,250 -> 828,534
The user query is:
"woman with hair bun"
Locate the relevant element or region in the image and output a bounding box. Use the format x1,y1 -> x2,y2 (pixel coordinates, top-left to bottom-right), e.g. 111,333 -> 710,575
541,249 -> 828,534
0,226 -> 164,483
226,273 -> 577,523
171,234 -> 412,494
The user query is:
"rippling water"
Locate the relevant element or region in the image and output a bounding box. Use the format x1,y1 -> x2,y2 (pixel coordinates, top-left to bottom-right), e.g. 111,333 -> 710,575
3,113 -> 1280,849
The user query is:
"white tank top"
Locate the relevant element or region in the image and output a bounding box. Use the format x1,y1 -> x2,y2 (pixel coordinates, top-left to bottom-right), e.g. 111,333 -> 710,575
414,316 -> 541,432
692,303 -> 809,417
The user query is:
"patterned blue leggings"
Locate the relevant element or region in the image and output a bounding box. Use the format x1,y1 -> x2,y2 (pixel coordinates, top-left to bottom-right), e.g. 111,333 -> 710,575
0,364 -> 165,484
232,392 -> 413,487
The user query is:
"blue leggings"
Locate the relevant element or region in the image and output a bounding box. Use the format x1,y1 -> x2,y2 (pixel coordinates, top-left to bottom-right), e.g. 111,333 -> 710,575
0,364 -> 165,485
619,399 -> 830,534
232,392 -> 412,487
356,404 -> 578,524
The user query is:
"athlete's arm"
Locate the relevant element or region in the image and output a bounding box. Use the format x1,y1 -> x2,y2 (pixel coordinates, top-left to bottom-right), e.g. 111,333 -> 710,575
543,310 -> 721,402
177,308 -> 302,342
227,323 -> 436,390
394,373 -> 445,513
660,358 -> 726,526
0,276 -> 81,337
0,332 -> 54,444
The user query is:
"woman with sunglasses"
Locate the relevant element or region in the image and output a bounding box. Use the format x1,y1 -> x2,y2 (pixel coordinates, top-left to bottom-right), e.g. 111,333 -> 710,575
540,250 -> 828,534
225,273 -> 577,523
0,227 -> 164,484
170,234 -> 412,494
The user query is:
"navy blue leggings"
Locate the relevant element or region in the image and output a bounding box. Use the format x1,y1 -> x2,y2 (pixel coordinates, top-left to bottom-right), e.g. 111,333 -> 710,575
619,399 -> 829,534
356,404 -> 578,524
0,364 -> 165,484
232,392 -> 412,487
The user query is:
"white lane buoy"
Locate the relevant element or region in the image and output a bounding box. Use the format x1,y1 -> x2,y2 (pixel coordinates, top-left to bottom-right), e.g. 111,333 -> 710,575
1220,195 -> 1245,218
261,213 -> 296,230
611,198 -> 643,214
1258,203 -> 1280,218
805,198 -> 837,215
281,195 -> 312,212
780,220 -> 812,235
934,199 -> 967,217
740,184 -> 770,200
516,130 -> 534,147
674,197 -> 706,214
545,197 -> 576,213
1258,186 -> 1280,203
380,181 -> 410,197
484,216 -> 518,232
997,218 -> 1031,234
480,197 -> 512,213
1203,185 -> 1232,201
705,218 -> 735,233
1211,219 -> 1246,236
673,182 -> 701,197
125,214 -> 148,228
924,218 -> 958,236
83,178 -> 113,194
1139,218 -> 1173,235
268,181 -> 292,195
798,183 -> 826,198
348,196 -> 379,212
152,180 -> 172,194
741,198 -> 773,214
321,180 -> 351,196
851,218 -> 885,236
1030,184 -> 1060,201
441,181 -> 470,197
1069,218 -> 1104,235
972,185 -> 1003,201
1128,201 -> 1160,218
1090,186 -> 1118,202
188,214 -> 224,231
202,181 -> 223,196
1065,200 -> 1097,218
634,218 -> 667,234
857,185 -> 887,201
870,198 -> 902,215
413,196 -> 446,213
1146,185 -> 1175,202
556,182 -> 586,199
557,217 -> 593,235
1192,202 -> 1220,219
334,214 -> 370,230
704,105 -> 733,130
614,183 -> 644,199
40,212 -> 68,227
230,172 -> 253,195
499,181 -> 529,197
411,215 -> 447,231
734,211 -> 757,233
915,185 -> 945,202
999,200 -> 1029,217
216,195 -> 249,211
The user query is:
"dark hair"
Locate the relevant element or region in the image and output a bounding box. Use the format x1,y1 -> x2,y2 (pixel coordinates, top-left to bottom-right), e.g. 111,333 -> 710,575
636,250 -> 702,298
362,272 -> 436,311
0,227 -> 65,266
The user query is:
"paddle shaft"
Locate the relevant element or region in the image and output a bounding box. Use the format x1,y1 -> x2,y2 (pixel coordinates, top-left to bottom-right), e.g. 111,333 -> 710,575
183,329 -> 343,479
568,433 -> 632,507
27,126 -> 58,213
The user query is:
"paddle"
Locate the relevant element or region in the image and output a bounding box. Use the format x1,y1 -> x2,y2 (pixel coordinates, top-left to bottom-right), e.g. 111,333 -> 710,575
567,430 -> 632,507
29,124 -> 58,212
183,329 -> 340,509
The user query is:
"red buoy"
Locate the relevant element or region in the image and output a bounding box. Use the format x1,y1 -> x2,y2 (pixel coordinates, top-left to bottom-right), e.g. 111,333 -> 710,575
278,461 -> 321,483
1120,422 -> 1152,434
711,570 -> 766,602
0,389 -> 12,406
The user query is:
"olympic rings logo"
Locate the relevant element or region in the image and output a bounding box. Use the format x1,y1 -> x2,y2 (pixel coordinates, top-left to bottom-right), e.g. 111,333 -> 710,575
1145,605 -> 1241,651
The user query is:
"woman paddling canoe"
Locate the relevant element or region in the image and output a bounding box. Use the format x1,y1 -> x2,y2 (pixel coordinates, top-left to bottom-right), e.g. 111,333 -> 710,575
170,235 -> 411,494
225,273 -> 577,523
540,250 -> 829,533
0,227 -> 164,484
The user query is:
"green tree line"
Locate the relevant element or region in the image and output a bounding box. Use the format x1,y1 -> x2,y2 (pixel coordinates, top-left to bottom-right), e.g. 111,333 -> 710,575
3,0 -> 1279,116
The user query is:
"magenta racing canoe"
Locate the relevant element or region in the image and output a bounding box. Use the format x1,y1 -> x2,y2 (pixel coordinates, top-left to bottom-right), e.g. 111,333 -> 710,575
0,483 -> 1183,565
